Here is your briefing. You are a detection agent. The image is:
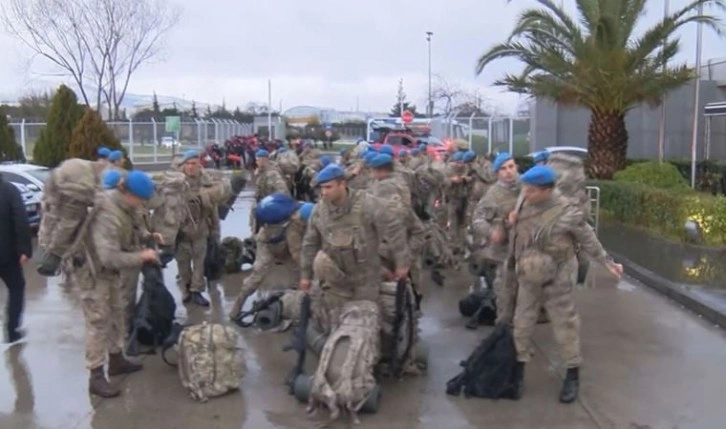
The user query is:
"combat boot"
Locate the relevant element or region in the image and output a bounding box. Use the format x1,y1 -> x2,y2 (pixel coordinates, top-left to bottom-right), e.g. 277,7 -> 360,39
189,292 -> 210,307
559,367 -> 579,404
511,361 -> 525,400
228,295 -> 246,320
107,353 -> 143,376
89,367 -> 120,398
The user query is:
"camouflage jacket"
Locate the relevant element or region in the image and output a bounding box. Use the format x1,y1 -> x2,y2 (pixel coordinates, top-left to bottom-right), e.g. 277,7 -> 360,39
300,147 -> 322,165
180,172 -> 228,239
86,190 -> 145,277
301,189 -> 410,288
471,180 -> 520,262
344,161 -> 371,191
254,164 -> 290,202
445,163 -> 471,201
367,176 -> 426,258
547,153 -> 590,221
467,159 -> 495,202
512,192 -> 608,268
256,215 -> 306,264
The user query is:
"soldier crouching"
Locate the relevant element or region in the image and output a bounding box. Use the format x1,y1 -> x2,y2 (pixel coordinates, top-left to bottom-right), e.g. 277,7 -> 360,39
79,171 -> 162,398
508,166 -> 623,403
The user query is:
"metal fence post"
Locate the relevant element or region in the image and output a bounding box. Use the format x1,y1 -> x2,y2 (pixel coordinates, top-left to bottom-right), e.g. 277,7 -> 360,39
487,116 -> 493,154
20,118 -> 26,155
195,119 -> 203,147
468,113 -> 475,149
128,119 -> 134,161
151,118 -> 158,162
508,117 -> 514,154
212,118 -> 219,144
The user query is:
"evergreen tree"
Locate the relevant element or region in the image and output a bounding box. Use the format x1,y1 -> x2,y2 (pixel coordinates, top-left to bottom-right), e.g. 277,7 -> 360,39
32,85 -> 85,167
389,79 -> 419,117
68,108 -> 132,169
0,107 -> 20,161
152,92 -> 161,115
190,101 -> 199,119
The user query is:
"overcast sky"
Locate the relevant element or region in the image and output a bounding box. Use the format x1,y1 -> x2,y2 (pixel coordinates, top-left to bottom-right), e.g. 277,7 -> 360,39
0,0 -> 723,114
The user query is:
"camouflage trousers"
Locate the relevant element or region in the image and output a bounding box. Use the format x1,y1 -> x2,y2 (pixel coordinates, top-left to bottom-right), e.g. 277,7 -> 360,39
76,268 -> 125,370
513,257 -> 582,368
446,201 -> 467,253
177,236 -> 208,293
492,263 -> 513,324
312,288 -> 349,336
229,252 -> 299,318
120,267 -> 140,338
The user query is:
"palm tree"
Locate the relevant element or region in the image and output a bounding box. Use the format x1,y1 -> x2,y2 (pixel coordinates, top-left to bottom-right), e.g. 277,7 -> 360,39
477,0 -> 724,179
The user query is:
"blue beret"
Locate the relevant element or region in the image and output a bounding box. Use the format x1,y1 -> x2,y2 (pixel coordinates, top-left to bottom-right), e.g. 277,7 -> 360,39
533,150 -> 550,164
97,147 -> 111,158
125,171 -> 155,199
315,163 -> 345,184
463,150 -> 476,163
109,150 -> 123,162
398,149 -> 408,158
379,144 -> 394,156
278,147 -> 287,153
256,149 -> 269,158
411,148 -> 420,156
320,155 -> 332,167
255,193 -> 298,224
298,202 -> 315,222
520,165 -> 556,186
369,153 -> 394,168
363,151 -> 377,164
181,149 -> 199,164
102,169 -> 122,189
493,152 -> 513,171
451,152 -> 463,162
367,146 -> 378,153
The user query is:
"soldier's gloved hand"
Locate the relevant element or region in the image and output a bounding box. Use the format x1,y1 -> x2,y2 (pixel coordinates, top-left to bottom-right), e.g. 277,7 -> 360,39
491,228 -> 504,244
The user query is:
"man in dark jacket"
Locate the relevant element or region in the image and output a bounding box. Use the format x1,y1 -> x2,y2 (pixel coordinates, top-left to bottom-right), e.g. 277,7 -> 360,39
0,173 -> 32,343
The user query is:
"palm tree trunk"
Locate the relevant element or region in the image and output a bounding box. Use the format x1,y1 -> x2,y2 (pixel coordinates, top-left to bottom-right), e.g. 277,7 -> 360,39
587,109 -> 628,179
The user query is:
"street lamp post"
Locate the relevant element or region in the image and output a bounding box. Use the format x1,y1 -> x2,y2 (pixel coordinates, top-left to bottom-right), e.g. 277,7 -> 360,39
426,31 -> 433,118
657,0 -> 669,162
689,4 -> 704,189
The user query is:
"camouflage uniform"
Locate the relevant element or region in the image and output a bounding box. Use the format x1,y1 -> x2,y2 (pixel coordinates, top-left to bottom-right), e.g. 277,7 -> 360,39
511,192 -> 611,368
228,214 -> 306,318
547,153 -> 590,221
301,189 -> 410,334
177,172 -> 227,296
467,158 -> 495,221
445,162 -> 471,253
251,163 -> 290,232
78,191 -> 146,394
471,180 -> 520,322
344,160 -> 371,191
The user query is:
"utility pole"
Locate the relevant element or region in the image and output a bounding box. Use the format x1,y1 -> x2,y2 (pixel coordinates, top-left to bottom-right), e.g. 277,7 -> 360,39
267,79 -> 272,139
426,31 -> 433,117
689,3 -> 704,189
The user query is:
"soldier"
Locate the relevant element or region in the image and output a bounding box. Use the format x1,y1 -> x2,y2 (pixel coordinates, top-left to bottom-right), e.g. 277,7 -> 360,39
97,147 -> 111,165
533,150 -> 550,166
176,150 -> 225,307
445,151 -> 470,255
228,195 -> 314,320
108,150 -> 124,168
300,164 -> 410,335
407,147 -> 425,171
344,151 -> 374,191
252,149 -> 290,233
471,152 -> 519,322
508,166 -> 622,403
80,171 -> 161,397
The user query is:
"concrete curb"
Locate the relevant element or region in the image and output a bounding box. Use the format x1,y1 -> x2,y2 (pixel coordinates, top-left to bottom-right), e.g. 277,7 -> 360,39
608,249 -> 726,327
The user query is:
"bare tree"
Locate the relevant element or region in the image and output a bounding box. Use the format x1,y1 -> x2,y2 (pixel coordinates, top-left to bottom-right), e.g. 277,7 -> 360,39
1,0 -> 181,119
431,75 -> 464,117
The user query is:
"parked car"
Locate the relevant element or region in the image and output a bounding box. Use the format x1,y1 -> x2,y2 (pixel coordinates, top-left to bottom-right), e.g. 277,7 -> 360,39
11,182 -> 41,228
0,163 -> 49,200
160,136 -> 179,148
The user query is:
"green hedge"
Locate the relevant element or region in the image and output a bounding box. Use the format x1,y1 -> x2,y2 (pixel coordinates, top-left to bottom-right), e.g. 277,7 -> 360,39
593,180 -> 726,246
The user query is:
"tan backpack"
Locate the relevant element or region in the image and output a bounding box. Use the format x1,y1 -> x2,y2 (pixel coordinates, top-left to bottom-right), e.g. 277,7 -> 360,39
176,322 -> 246,402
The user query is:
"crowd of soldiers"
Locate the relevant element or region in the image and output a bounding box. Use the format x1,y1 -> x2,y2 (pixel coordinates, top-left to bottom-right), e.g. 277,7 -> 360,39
239,138 -> 623,405
34,136 -> 622,406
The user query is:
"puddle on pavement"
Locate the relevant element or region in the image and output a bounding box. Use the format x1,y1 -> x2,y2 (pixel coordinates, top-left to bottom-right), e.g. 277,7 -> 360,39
599,220 -> 726,288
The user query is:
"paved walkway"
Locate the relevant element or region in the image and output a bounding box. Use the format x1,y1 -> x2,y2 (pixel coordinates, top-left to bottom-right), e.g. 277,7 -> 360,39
0,209 -> 724,428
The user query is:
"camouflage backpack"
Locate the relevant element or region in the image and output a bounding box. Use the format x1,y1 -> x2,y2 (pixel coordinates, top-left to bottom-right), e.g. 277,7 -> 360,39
150,171 -> 189,245
309,300 -> 381,419
176,322 -> 246,402
277,150 -> 301,175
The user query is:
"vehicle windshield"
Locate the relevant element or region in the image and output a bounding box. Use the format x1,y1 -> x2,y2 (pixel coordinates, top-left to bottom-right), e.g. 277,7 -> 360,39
27,168 -> 50,184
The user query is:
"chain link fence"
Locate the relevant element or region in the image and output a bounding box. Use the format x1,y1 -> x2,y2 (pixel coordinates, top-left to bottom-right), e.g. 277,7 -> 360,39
9,118 -> 253,164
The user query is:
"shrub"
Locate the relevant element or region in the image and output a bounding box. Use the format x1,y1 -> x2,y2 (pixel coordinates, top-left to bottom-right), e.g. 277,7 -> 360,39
594,180 -> 726,246
33,85 -> 85,167
613,161 -> 689,190
0,107 -> 21,161
68,108 -> 133,169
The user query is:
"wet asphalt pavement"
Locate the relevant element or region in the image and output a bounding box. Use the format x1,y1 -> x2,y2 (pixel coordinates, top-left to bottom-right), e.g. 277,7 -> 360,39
2,191 -> 726,429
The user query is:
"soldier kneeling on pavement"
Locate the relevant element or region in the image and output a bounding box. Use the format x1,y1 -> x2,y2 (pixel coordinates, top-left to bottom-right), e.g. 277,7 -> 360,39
80,171 -> 163,398
228,194 -> 314,320
504,166 -> 622,403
